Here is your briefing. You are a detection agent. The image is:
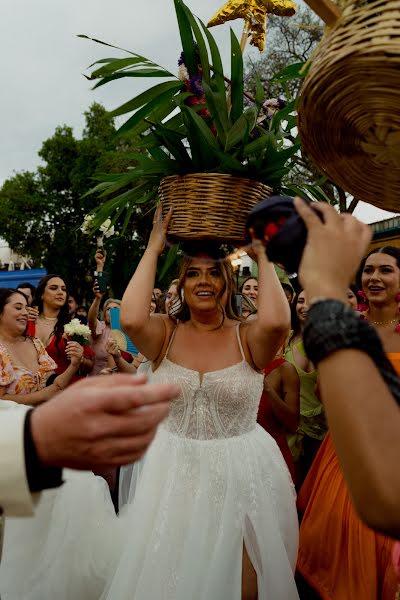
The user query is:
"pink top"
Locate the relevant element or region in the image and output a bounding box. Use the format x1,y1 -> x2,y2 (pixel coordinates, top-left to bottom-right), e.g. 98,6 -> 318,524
0,338 -> 57,396
90,320 -> 111,376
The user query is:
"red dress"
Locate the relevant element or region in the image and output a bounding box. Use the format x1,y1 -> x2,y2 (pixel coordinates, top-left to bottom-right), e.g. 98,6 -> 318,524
29,323 -> 95,385
257,357 -> 296,482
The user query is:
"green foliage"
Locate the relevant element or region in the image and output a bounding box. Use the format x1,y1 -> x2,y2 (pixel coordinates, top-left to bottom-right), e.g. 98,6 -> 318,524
242,7 -> 354,208
81,0 -> 324,234
0,103 -> 155,298
0,172 -> 52,265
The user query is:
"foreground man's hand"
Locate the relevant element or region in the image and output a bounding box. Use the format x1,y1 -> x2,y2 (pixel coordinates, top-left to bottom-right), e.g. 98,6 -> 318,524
30,374 -> 178,469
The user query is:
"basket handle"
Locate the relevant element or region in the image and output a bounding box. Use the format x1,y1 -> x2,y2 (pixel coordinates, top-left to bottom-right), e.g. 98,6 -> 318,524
303,0 -> 342,26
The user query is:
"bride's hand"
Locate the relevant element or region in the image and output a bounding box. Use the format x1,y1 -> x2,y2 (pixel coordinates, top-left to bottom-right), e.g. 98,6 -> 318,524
147,205 -> 172,256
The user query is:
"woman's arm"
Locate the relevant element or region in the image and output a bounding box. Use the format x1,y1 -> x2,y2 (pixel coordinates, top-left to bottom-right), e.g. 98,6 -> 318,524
106,337 -> 136,374
245,245 -> 291,369
87,294 -> 103,340
295,197 -> 400,537
0,343 -> 82,405
78,352 -> 94,375
265,362 -> 300,433
318,348 -> 400,537
120,207 -> 172,361
88,249 -> 107,338
53,342 -> 83,388
0,385 -> 55,405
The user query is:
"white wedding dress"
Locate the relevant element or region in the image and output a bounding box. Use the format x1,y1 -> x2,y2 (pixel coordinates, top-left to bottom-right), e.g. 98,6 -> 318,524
0,325 -> 299,599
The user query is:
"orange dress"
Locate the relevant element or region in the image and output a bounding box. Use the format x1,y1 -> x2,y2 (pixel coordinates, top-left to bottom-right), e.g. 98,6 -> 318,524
296,353 -> 400,600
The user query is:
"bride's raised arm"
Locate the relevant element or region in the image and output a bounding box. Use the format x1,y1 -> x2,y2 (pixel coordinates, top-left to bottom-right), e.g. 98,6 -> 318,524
244,243 -> 291,370
120,207 -> 172,362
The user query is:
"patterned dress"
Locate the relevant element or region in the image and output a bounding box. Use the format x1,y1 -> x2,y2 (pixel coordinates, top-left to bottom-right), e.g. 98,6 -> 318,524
0,338 -> 56,396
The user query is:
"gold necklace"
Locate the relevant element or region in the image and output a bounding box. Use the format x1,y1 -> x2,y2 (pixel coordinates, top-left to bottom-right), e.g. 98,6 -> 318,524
40,315 -> 58,322
371,317 -> 398,326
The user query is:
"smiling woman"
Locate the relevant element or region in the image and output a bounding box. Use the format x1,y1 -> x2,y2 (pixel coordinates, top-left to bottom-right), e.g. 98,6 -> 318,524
113,209 -> 298,600
0,289 -> 80,405
358,246 -> 400,342
284,290 -> 327,485
29,275 -> 95,384
240,277 -> 259,309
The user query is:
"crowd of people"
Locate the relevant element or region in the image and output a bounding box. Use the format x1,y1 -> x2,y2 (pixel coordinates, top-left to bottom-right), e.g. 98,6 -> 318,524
0,199 -> 399,599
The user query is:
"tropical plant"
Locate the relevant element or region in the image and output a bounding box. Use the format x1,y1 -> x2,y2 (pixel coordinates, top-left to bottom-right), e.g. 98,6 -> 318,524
81,0 -> 328,235
243,7 -> 362,213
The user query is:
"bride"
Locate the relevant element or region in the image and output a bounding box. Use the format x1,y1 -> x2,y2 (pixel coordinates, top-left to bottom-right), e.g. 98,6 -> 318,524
114,208 -> 299,599
0,209 -> 299,600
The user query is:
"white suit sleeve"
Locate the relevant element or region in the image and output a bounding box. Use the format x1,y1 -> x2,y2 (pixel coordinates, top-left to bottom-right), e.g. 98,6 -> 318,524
0,402 -> 34,516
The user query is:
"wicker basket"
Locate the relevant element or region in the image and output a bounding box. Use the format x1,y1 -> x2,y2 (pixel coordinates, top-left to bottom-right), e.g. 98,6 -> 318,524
298,0 -> 400,212
159,173 -> 272,245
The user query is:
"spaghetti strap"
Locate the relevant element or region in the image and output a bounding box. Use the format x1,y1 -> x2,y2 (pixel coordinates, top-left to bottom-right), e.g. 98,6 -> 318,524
235,323 -> 246,361
165,326 -> 178,359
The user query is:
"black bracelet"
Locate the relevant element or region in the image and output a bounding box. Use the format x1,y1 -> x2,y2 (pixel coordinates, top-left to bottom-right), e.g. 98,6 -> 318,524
303,300 -> 400,406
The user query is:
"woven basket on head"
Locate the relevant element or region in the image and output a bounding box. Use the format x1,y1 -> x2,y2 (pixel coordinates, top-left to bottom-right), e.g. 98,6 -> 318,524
298,0 -> 400,212
159,173 -> 272,246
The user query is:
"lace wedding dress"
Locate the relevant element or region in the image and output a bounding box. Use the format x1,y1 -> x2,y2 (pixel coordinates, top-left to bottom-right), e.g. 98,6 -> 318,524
0,325 -> 299,599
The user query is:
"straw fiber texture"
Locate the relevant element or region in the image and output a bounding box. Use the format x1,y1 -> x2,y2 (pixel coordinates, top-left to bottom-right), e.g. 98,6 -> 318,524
298,0 -> 400,212
159,173 -> 272,245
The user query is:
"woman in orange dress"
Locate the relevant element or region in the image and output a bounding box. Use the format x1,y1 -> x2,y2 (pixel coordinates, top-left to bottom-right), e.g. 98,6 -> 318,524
295,227 -> 400,599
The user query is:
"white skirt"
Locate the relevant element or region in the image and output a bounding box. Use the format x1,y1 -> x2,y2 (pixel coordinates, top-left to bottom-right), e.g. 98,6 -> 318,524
0,425 -> 299,599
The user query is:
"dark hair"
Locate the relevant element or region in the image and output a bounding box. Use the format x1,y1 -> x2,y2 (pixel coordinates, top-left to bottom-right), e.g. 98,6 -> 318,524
281,282 -> 294,298
356,246 -> 400,289
349,283 -> 359,297
17,282 -> 36,295
156,291 -> 167,314
33,274 -> 70,344
174,250 -> 240,324
0,288 -> 28,316
287,288 -> 305,346
239,276 -> 258,294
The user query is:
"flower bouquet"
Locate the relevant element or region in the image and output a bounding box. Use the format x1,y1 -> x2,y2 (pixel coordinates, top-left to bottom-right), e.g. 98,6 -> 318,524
64,319 -> 91,347
81,0 -> 325,245
81,215 -> 116,248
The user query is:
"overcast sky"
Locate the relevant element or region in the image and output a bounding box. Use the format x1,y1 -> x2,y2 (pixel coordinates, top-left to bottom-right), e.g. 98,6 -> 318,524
1,0 -> 396,225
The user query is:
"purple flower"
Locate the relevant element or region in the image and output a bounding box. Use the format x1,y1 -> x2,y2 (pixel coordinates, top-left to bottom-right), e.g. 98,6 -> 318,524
277,97 -> 286,109
178,51 -> 185,66
189,74 -> 204,98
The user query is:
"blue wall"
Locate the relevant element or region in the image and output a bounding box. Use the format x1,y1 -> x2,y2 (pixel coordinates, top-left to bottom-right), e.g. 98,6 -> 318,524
0,269 -> 47,289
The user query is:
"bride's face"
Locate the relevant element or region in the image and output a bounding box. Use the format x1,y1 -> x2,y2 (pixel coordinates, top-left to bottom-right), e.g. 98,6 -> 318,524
183,256 -> 226,312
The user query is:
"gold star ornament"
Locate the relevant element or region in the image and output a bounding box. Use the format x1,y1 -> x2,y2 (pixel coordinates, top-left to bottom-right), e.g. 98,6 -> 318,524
208,0 -> 297,51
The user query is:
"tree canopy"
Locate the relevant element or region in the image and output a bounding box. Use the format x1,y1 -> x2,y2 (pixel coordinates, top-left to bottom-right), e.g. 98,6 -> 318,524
0,103 -> 156,300
244,6 -> 359,212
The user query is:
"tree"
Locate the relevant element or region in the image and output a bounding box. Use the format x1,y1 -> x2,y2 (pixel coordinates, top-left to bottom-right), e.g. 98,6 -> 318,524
244,6 -> 360,213
0,103 -> 157,300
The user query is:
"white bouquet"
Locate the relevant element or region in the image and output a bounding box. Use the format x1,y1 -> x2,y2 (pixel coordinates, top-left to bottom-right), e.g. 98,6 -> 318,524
64,319 -> 91,346
99,218 -> 115,238
80,215 -> 116,247
80,214 -> 95,235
